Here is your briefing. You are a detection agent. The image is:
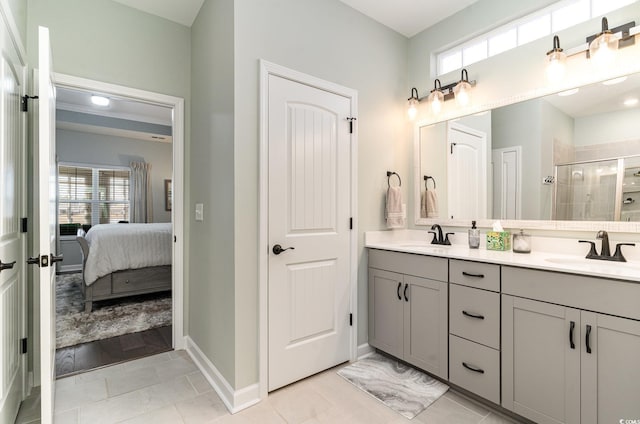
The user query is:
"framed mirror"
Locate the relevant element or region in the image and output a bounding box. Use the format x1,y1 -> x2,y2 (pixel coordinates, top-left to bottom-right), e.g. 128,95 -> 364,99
415,71 -> 640,230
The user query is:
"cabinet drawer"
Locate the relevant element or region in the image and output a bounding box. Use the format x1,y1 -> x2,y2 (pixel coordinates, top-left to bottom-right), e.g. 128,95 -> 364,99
449,335 -> 500,405
112,268 -> 171,294
450,284 -> 500,349
368,249 -> 448,282
449,259 -> 500,292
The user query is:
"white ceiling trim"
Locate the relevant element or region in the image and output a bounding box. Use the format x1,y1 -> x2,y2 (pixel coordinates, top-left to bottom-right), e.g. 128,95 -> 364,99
57,121 -> 173,144
56,101 -> 172,127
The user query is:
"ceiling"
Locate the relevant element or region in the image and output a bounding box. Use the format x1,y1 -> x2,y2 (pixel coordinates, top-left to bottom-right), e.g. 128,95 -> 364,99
109,0 -> 479,37
338,0 -> 480,37
111,0 -> 205,27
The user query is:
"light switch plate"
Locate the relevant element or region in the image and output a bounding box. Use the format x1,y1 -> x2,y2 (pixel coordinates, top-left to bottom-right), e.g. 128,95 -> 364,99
195,203 -> 204,221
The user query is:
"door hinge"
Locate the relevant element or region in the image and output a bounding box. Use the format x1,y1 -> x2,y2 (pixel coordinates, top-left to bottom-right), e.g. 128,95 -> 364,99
21,95 -> 39,112
346,117 -> 357,134
21,338 -> 27,354
21,217 -> 28,233
349,217 -> 353,230
174,235 -> 177,242
349,313 -> 353,326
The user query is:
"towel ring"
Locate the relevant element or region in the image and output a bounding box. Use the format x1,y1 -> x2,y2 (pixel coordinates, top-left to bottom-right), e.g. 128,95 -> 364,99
387,171 -> 401,188
424,175 -> 436,190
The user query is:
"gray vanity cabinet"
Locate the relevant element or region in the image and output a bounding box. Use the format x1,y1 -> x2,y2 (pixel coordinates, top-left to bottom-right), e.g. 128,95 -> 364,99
368,249 -> 448,379
502,295 -> 581,424
502,266 -> 640,424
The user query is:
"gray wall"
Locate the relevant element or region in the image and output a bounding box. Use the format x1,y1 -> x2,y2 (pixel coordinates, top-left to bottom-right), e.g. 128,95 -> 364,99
190,0 -> 236,387
187,0 -> 408,389
574,108 -> 640,146
7,0 -> 26,45
56,128 -> 173,223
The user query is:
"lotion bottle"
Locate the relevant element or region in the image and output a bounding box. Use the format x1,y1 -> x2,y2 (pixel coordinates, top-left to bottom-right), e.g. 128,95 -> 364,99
468,220 -> 480,249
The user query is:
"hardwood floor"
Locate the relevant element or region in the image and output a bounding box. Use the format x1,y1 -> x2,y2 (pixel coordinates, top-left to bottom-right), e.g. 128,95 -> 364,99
55,325 -> 172,378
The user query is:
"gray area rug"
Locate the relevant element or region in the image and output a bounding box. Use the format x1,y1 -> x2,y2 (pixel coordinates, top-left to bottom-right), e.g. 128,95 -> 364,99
56,273 -> 171,349
337,353 -> 449,419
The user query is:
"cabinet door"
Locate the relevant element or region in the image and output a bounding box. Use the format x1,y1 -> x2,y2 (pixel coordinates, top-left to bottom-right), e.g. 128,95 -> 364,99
502,295 -> 580,424
403,275 -> 448,379
368,268 -> 404,358
581,312 -> 640,424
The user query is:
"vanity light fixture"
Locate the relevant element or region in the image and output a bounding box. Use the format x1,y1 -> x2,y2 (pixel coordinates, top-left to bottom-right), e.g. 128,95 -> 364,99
452,69 -> 473,107
588,17 -> 619,67
407,87 -> 420,120
427,79 -> 445,115
91,95 -> 110,107
545,35 -> 566,83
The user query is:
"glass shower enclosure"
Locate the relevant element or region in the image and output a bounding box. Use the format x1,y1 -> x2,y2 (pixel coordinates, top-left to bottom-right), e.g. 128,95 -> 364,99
554,155 -> 640,222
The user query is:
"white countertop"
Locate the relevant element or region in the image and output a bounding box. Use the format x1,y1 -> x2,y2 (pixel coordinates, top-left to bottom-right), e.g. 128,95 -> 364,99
365,230 -> 640,283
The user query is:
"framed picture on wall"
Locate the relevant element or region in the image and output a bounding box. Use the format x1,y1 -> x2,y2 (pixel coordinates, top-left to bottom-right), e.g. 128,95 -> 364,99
165,179 -> 172,211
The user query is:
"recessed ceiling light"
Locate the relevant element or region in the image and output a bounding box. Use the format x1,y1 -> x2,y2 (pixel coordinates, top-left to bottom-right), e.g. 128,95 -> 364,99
624,98 -> 639,107
91,95 -> 110,106
602,76 -> 627,85
558,88 -> 579,97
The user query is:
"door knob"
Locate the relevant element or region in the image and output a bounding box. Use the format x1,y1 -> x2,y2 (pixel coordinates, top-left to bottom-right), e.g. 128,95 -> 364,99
0,259 -> 16,272
272,244 -> 295,255
26,257 -> 40,266
50,253 -> 64,264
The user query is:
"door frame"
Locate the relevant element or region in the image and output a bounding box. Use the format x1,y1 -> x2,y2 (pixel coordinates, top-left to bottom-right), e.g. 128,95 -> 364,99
258,60 -> 358,399
51,73 -> 185,349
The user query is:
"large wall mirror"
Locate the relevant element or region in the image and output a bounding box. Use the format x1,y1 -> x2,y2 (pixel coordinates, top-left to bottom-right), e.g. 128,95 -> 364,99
415,71 -> 640,230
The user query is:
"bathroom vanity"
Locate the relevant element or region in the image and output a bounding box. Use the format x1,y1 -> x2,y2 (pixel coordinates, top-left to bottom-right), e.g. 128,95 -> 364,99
366,232 -> 640,424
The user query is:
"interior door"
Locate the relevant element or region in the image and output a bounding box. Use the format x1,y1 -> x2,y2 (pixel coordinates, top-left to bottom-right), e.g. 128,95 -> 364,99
0,13 -> 27,424
447,122 -> 487,220
267,74 -> 352,391
34,26 -> 57,424
492,146 -> 521,219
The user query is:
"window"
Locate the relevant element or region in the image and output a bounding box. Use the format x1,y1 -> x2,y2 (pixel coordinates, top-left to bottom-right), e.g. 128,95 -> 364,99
434,0 -> 639,76
58,165 -> 130,234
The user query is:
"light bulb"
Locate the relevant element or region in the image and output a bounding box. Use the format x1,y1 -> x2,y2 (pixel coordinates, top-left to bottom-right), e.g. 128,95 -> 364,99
545,35 -> 566,84
428,90 -> 444,115
453,81 -> 471,107
588,19 -> 618,69
91,95 -> 110,106
407,98 -> 418,120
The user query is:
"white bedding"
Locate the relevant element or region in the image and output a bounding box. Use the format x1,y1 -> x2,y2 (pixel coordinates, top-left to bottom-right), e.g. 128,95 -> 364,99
84,223 -> 172,285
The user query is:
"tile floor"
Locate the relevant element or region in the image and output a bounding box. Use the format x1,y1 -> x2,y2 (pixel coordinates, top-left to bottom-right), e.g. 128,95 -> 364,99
16,350 -> 524,424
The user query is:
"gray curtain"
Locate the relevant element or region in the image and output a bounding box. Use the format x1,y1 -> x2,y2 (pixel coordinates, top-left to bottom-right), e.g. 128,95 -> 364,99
131,161 -> 153,223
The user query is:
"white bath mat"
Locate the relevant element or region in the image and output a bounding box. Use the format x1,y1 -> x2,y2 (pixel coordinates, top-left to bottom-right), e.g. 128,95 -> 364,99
337,353 -> 449,419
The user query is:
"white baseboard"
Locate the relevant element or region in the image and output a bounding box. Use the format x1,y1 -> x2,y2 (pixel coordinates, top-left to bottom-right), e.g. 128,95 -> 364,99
357,343 -> 374,359
184,336 -> 260,414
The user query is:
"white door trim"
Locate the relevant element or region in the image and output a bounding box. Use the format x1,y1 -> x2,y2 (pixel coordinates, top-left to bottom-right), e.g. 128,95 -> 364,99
52,73 -> 185,350
258,60 -> 358,399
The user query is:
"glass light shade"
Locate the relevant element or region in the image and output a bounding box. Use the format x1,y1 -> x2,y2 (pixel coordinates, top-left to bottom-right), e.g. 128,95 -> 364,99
428,90 -> 444,115
407,97 -> 419,120
546,50 -> 567,83
589,32 -> 618,68
453,80 -> 472,107
91,95 -> 110,106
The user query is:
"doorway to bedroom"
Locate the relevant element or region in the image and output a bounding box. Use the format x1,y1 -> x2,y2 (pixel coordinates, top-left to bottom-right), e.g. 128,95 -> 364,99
53,84 -> 177,377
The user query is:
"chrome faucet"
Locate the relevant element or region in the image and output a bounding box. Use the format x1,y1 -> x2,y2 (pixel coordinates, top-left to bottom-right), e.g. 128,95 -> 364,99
579,230 -> 635,262
429,224 -> 454,245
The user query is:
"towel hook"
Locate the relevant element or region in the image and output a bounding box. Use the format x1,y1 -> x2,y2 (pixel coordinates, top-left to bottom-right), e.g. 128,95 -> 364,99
387,171 -> 401,188
424,175 -> 436,190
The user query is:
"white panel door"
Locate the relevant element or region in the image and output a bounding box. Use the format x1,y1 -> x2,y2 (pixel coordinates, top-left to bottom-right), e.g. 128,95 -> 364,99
492,146 -> 521,220
268,74 -> 351,391
447,122 -> 487,220
35,26 -> 57,424
0,14 -> 26,424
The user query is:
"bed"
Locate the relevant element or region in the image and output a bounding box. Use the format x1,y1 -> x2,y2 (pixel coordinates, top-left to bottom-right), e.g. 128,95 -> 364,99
76,223 -> 172,312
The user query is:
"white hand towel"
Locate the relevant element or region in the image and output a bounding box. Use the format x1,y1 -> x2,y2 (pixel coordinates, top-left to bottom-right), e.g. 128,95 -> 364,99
426,189 -> 439,218
386,186 -> 406,229
420,190 -> 428,218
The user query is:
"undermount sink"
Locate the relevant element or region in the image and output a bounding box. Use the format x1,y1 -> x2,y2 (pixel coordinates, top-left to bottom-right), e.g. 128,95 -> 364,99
544,256 -> 640,273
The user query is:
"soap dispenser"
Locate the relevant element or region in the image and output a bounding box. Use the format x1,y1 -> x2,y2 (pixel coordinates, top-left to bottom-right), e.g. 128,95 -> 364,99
468,220 -> 480,249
